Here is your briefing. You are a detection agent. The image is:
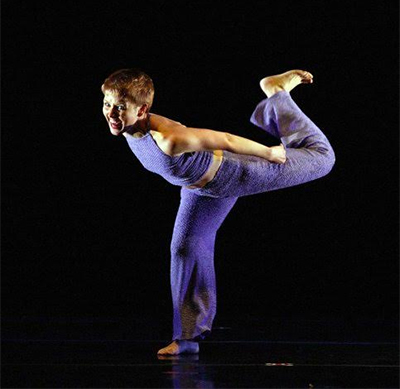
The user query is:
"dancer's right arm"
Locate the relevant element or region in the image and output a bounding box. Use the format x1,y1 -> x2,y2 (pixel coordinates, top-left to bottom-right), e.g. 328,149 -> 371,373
164,126 -> 286,164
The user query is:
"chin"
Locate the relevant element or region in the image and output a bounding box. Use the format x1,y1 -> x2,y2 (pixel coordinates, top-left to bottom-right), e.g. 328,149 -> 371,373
109,126 -> 124,136
111,131 -> 125,137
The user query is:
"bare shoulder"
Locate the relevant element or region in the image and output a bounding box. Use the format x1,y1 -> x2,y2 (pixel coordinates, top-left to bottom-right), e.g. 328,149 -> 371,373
149,114 -> 187,156
148,113 -> 219,156
150,113 -> 186,132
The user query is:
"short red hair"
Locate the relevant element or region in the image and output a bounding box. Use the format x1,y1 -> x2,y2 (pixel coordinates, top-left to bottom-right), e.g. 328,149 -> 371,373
101,68 -> 155,110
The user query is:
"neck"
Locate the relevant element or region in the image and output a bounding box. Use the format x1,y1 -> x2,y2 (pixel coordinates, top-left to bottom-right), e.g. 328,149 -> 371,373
137,114 -> 151,133
124,114 -> 151,137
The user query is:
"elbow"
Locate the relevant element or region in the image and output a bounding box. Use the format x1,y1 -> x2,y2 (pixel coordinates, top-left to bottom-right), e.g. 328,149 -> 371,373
224,132 -> 235,152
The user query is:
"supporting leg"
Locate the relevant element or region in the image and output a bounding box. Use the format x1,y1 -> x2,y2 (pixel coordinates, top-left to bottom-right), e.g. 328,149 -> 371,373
157,188 -> 237,355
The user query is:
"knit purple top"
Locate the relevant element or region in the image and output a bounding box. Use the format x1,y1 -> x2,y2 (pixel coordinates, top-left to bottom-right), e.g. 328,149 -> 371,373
125,131 -> 214,186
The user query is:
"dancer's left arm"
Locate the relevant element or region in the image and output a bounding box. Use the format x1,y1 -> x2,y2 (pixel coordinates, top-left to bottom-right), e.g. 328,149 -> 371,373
165,126 -> 286,164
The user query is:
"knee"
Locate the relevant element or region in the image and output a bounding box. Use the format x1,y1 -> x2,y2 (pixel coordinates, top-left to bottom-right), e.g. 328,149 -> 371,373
318,145 -> 336,176
171,239 -> 190,259
171,235 -> 193,259
171,235 -> 211,259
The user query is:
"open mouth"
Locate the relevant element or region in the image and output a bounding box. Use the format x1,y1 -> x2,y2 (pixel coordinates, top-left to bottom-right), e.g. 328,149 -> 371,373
110,121 -> 123,130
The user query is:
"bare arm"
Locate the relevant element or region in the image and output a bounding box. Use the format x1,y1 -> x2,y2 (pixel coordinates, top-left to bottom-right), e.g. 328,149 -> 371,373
164,125 -> 286,164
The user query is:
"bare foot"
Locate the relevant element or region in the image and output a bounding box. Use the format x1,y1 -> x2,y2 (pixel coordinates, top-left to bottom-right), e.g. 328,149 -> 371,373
259,70 -> 313,98
157,340 -> 199,355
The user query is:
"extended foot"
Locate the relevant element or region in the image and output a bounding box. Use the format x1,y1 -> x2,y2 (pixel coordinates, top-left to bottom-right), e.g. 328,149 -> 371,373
157,340 -> 199,355
260,70 -> 313,98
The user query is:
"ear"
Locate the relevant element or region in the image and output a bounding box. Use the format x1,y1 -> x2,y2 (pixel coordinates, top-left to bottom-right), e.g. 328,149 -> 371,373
137,104 -> 149,117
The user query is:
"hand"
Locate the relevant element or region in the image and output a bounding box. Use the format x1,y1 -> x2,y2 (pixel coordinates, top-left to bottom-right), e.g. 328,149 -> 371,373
268,144 -> 287,164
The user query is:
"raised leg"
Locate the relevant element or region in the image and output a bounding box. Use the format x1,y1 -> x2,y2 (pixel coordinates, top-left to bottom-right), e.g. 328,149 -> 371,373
193,87 -> 335,199
157,188 -> 238,355
251,70 -> 333,155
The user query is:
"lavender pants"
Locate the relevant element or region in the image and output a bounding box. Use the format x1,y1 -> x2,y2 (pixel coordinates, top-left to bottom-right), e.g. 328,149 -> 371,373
171,91 -> 335,341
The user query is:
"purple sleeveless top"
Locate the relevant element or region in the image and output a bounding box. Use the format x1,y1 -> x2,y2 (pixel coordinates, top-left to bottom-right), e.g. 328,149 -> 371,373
125,131 -> 214,186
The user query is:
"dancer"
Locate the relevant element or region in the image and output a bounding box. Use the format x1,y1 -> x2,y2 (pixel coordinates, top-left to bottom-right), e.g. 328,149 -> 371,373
101,68 -> 335,355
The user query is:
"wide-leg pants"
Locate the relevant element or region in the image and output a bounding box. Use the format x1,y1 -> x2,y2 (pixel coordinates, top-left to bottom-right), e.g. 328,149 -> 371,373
171,91 -> 335,341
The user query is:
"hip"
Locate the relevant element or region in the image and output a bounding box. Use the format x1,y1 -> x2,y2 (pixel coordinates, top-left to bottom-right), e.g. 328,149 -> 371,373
186,150 -> 224,189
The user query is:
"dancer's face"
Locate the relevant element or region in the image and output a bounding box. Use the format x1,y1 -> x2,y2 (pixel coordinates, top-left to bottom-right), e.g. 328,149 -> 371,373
102,91 -> 142,136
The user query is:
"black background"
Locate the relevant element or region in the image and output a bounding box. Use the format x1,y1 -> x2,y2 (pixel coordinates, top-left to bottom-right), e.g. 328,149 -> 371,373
2,1 -> 398,329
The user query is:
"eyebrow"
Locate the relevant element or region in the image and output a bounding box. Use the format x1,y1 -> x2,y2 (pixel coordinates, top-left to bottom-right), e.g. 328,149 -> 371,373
103,99 -> 126,104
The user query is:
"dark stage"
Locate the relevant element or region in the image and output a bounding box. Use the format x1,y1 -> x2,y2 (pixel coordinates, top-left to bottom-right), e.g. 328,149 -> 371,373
1,1 -> 399,388
2,315 -> 398,388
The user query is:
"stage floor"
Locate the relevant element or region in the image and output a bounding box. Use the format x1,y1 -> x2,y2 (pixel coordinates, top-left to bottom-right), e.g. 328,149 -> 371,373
2,315 -> 398,388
